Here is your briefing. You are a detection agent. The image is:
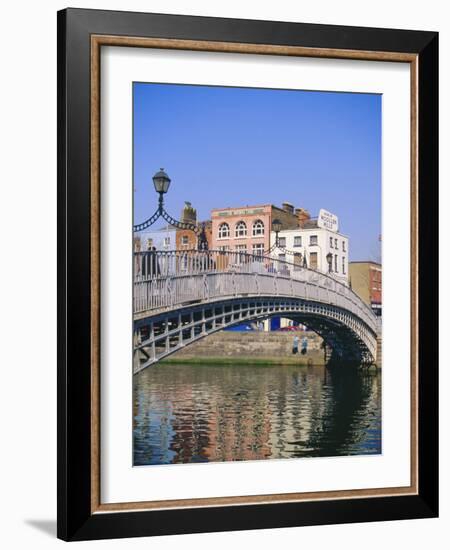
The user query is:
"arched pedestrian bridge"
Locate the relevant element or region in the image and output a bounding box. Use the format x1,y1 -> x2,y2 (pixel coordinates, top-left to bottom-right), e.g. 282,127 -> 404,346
133,250 -> 379,374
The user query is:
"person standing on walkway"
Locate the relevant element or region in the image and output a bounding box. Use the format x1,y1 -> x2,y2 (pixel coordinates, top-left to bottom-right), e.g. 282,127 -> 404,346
301,336 -> 308,355
292,335 -> 299,354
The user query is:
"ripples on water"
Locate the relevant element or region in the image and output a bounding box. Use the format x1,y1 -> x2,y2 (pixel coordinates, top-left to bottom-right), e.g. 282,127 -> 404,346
133,364 -> 381,466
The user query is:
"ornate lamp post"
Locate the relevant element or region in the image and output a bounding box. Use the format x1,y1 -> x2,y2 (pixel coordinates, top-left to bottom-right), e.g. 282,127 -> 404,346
134,168 -> 208,250
267,218 -> 309,268
152,168 -> 171,209
326,252 -> 333,273
272,218 -> 282,247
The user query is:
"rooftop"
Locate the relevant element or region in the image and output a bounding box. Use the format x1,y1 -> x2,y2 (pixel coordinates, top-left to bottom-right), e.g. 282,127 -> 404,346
349,260 -> 382,267
211,203 -> 272,213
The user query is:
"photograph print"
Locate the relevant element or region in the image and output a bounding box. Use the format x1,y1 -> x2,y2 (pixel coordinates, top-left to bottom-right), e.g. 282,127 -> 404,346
132,82 -> 382,467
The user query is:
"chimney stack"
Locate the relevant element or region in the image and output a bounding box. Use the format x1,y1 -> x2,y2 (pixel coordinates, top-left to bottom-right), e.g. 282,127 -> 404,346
282,201 -> 294,215
181,201 -> 197,224
295,208 -> 311,228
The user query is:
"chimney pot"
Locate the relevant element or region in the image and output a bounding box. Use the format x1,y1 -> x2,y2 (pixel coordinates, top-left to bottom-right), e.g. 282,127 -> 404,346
282,202 -> 294,214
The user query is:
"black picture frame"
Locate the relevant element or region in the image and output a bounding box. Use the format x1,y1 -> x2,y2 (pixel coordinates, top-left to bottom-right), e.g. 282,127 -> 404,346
57,7 -> 438,541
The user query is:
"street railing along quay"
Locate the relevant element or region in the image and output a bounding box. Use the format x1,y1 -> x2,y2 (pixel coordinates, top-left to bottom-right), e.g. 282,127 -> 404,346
133,249 -> 378,334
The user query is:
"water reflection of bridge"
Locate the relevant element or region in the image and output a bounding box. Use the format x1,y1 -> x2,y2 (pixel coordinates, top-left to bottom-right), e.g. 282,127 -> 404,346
133,250 -> 379,373
133,364 -> 382,464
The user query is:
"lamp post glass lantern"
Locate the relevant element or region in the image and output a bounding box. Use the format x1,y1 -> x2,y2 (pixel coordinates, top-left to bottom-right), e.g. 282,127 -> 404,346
152,168 -> 171,194
152,168 -> 171,208
272,218 -> 282,247
326,252 -> 333,273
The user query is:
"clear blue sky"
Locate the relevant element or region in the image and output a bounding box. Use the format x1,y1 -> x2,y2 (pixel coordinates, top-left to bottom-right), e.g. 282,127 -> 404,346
133,82 -> 381,261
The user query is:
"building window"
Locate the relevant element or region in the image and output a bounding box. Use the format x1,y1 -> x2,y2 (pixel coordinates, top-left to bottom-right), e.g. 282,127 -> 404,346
342,256 -> 346,274
342,241 -> 346,252
219,245 -> 230,252
252,243 -> 264,256
334,254 -> 338,273
218,222 -> 230,239
335,238 -> 338,248
294,236 -> 302,247
310,235 -> 318,246
252,219 -> 265,236
278,254 -> 286,262
235,221 -> 247,238
310,252 -> 318,269
330,237 -> 333,248
163,237 -> 170,249
235,244 -> 247,263
181,235 -> 189,247
294,252 -> 302,271
278,236 -> 286,247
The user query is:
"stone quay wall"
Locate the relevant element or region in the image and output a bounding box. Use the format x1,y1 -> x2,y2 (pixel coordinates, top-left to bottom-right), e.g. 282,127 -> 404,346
376,334 -> 382,368
162,331 -> 326,366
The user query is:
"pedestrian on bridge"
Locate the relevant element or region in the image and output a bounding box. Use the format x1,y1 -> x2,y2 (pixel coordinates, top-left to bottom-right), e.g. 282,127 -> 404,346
144,246 -> 160,278
148,246 -> 160,277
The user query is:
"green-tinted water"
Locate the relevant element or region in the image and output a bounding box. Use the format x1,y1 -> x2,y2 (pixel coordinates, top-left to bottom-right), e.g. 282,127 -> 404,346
133,363 -> 381,466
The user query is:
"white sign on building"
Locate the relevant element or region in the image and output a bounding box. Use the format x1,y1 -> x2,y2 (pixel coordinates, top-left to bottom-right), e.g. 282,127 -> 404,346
317,209 -> 339,232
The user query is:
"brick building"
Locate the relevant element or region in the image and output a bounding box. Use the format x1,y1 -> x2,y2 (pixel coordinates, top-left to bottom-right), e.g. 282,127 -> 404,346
349,261 -> 382,316
175,201 -> 212,250
210,202 -> 299,254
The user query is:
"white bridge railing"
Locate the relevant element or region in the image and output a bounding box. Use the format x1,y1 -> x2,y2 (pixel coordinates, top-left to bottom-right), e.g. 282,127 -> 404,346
134,249 -> 378,334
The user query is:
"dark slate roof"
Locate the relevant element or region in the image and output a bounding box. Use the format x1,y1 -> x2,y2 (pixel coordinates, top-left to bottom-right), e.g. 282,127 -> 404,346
302,219 -> 318,228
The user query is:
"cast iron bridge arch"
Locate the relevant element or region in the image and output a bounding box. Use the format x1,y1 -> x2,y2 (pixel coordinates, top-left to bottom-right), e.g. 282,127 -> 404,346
133,250 -> 379,374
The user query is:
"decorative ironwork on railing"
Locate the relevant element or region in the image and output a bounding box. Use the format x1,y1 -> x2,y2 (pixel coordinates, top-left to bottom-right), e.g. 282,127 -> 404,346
133,249 -> 377,335
133,198 -> 209,250
133,207 -> 198,233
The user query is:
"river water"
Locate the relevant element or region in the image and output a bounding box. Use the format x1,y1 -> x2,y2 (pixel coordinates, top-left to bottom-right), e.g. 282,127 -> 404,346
133,363 -> 381,466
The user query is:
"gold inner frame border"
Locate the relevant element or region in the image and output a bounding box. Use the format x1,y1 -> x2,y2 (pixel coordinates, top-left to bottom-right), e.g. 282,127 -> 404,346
90,35 -> 419,514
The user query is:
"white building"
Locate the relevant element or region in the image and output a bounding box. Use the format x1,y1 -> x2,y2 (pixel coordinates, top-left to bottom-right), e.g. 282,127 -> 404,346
269,209 -> 349,286
134,225 -> 176,252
